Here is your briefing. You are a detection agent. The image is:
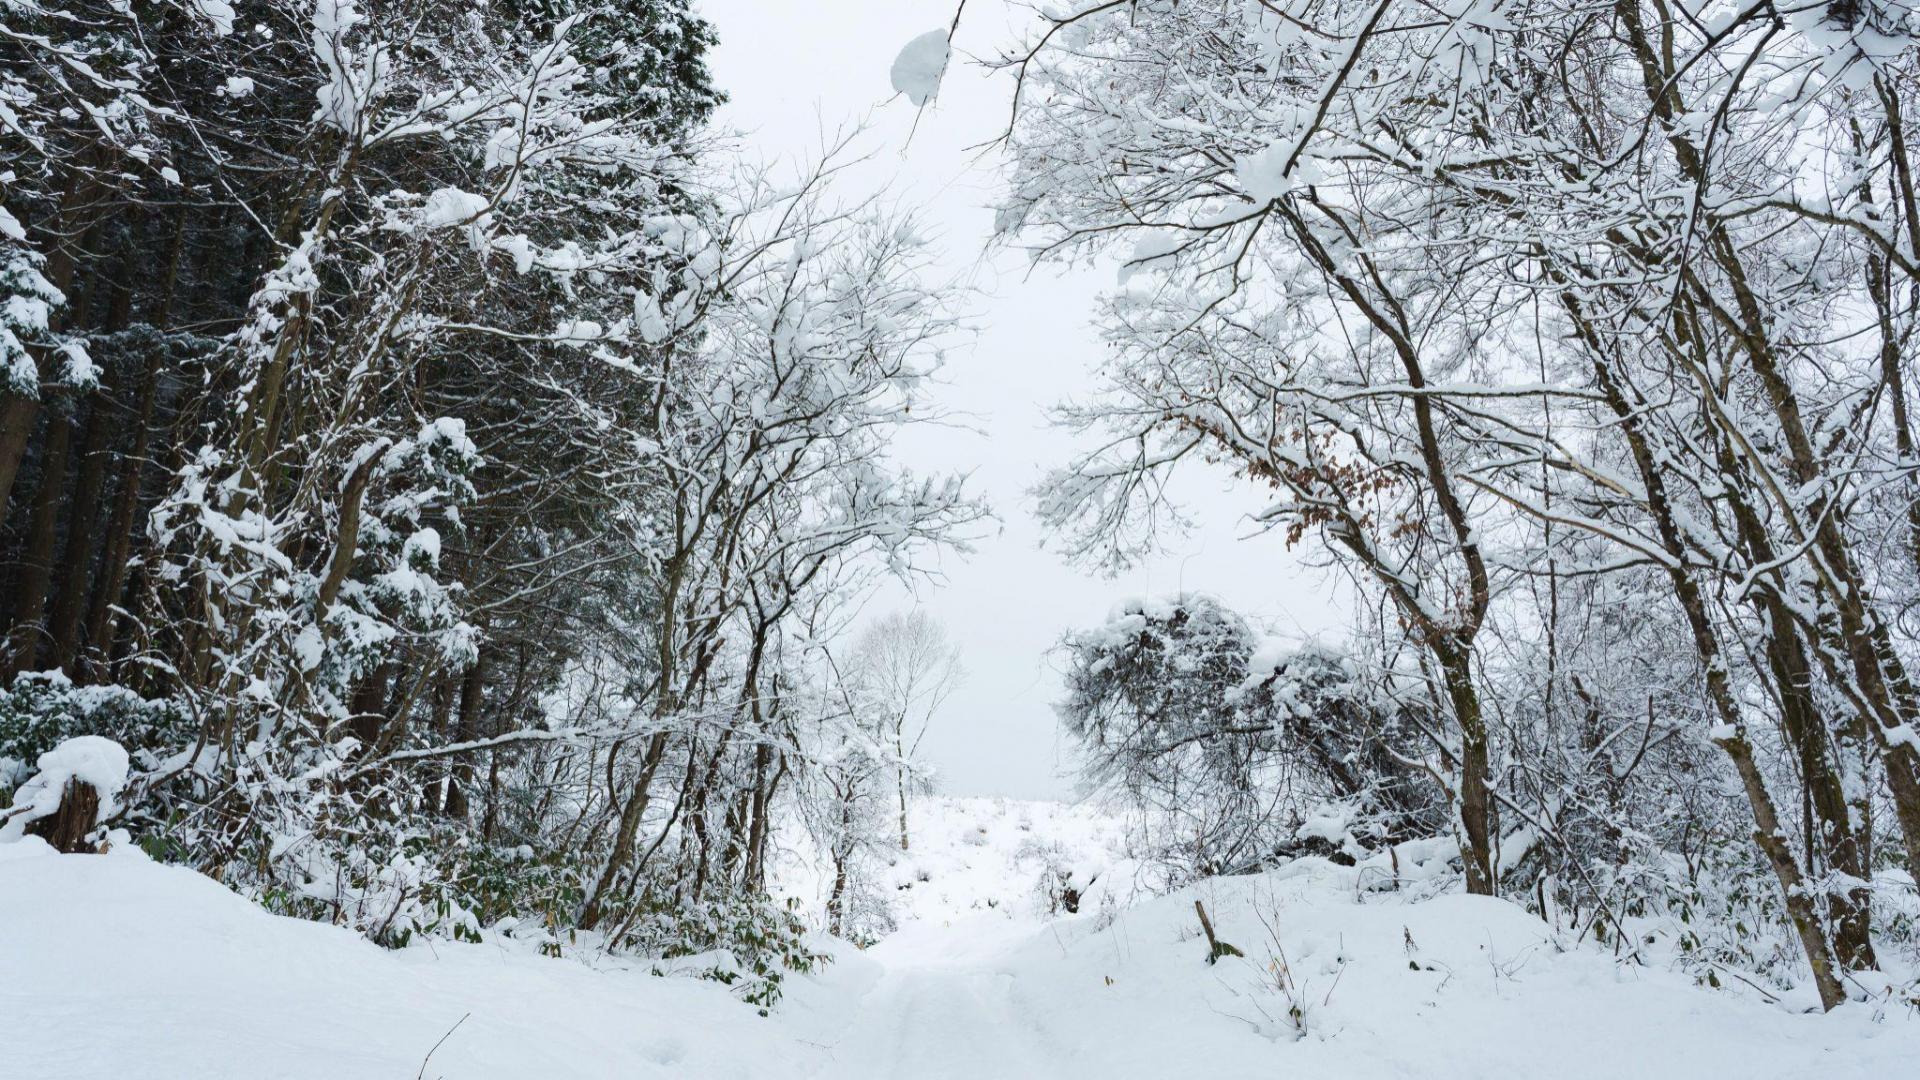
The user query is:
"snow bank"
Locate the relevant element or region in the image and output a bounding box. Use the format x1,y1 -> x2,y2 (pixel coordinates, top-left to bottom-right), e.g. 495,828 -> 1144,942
5,797 -> 1913,1078
0,843 -> 869,1079
790,798 -> 1918,1079
958,859 -> 1920,1079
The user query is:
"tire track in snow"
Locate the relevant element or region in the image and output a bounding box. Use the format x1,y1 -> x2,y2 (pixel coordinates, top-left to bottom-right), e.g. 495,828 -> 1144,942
818,922 -> 1072,1079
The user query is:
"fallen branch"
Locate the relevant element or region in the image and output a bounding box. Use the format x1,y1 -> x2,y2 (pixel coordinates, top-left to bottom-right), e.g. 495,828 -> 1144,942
1195,899 -> 1244,965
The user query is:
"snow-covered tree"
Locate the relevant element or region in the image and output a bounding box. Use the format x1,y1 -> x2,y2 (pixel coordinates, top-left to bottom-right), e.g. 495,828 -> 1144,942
995,0 -> 1920,1008
0,0 -> 980,1001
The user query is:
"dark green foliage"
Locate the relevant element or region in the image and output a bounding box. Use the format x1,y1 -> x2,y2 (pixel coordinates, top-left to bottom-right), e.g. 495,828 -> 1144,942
1206,939 -> 1244,965
627,887 -> 829,1006
500,0 -> 723,135
0,674 -> 193,768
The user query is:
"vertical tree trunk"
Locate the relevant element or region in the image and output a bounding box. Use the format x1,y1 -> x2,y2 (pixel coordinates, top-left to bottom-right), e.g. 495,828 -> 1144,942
77,352 -> 151,680
578,729 -> 670,929
46,268 -> 131,673
5,409 -> 73,674
895,722 -> 912,852
421,675 -> 456,815
482,747 -> 501,843
0,396 -> 43,537
826,795 -> 854,937
48,397 -> 115,673
443,649 -> 490,820
347,663 -> 394,752
743,743 -> 774,888
1762,612 -> 1877,970
1577,316 -> 1848,1010
83,211 -> 185,681
1440,649 -> 1495,896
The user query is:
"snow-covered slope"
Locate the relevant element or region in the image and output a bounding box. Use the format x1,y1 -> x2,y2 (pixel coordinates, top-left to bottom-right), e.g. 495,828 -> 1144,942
0,836 -> 875,1079
810,798 -> 1919,1078
5,805 -> 1916,1079
883,860 -> 1920,1079
876,795 -> 1136,925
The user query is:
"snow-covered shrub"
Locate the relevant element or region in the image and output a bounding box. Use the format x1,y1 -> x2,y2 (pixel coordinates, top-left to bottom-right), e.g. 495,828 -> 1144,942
1058,596 -> 1443,885
1019,837 -> 1102,916
0,674 -> 193,779
623,886 -> 829,1006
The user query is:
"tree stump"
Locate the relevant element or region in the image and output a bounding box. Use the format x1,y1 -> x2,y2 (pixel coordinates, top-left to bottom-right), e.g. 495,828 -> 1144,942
26,777 -> 103,853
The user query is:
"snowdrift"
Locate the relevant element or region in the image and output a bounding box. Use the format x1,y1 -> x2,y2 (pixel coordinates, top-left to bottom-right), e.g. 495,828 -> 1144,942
0,839 -> 870,1079
960,858 -> 1920,1079
5,800 -> 1916,1079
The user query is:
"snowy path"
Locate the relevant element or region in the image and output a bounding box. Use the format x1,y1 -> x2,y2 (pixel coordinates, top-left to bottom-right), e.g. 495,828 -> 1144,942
815,915 -> 1075,1080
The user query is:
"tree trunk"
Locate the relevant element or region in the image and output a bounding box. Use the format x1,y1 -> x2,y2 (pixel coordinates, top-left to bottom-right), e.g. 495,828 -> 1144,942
0,168 -> 96,533
1440,649 -> 1495,896
5,409 -> 73,674
896,724 -> 912,852
443,650 -> 490,820
1577,313 -> 1847,1010
79,352 -> 157,681
826,796 -> 854,937
579,730 -> 671,930
421,675 -> 456,815
743,744 -> 774,889
1762,612 -> 1877,970
0,396 -> 42,537
48,398 -> 115,673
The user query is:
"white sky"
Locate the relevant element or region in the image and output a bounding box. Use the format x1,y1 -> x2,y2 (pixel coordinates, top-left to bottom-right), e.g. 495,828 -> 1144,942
699,0 -> 1345,799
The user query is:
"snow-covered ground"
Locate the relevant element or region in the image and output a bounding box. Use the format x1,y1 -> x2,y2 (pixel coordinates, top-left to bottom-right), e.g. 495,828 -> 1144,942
5,798 -> 1916,1078
791,795 -> 1140,930
0,836 -> 863,1079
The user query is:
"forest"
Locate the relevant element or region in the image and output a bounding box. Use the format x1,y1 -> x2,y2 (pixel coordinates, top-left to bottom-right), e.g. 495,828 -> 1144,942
3,0 -> 1920,1075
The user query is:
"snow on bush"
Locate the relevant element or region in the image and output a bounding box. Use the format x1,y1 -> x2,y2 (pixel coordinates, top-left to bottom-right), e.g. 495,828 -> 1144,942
890,29 -> 949,106
0,735 -> 130,843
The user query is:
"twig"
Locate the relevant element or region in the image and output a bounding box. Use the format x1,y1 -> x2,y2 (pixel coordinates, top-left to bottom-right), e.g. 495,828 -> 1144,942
416,1012 -> 471,1080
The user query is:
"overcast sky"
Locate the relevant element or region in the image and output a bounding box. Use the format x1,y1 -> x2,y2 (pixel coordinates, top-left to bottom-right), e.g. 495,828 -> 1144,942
698,0 -> 1346,799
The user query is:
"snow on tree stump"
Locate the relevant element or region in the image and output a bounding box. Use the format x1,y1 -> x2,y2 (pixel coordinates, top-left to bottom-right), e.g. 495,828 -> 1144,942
0,736 -> 130,853
26,776 -> 105,854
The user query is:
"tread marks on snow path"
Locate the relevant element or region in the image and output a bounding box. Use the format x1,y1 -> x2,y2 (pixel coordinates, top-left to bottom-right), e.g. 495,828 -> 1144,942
821,949 -> 1071,1079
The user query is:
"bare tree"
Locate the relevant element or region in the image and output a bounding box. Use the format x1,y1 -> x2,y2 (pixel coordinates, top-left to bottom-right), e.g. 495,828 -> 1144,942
849,610 -> 963,850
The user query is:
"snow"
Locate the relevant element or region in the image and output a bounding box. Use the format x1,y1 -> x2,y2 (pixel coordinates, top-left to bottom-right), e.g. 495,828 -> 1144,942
865,797 -> 1135,925
0,736 -> 130,842
0,845 -> 853,1079
889,30 -> 950,107
191,0 -> 237,36
1244,634 -> 1293,687
4,795 -> 1916,1078
1235,139 -> 1298,202
419,187 -> 490,229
